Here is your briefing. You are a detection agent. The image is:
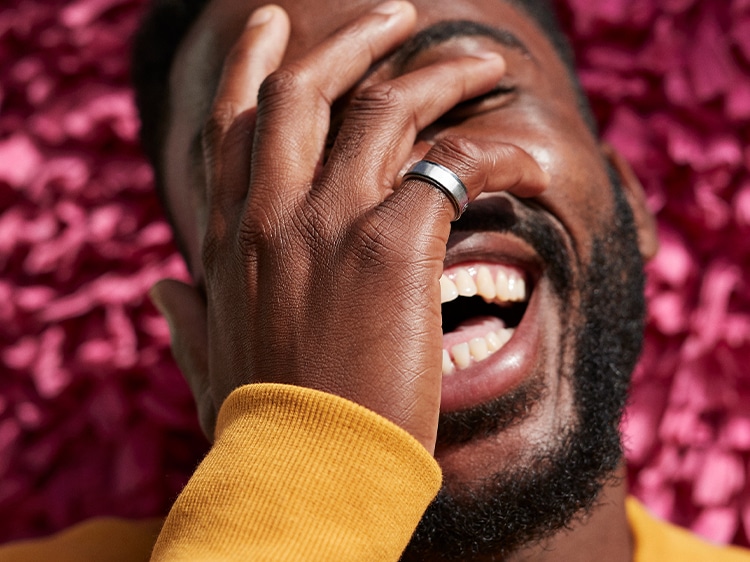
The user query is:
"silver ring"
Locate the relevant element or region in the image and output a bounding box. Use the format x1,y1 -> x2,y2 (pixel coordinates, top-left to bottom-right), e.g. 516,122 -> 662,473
403,160 -> 469,221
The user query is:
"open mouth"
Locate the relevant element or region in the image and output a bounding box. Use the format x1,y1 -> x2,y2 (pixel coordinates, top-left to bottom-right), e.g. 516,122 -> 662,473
440,262 -> 530,376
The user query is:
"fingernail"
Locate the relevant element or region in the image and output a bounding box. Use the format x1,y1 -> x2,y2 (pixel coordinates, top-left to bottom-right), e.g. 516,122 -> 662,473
247,5 -> 275,27
373,0 -> 407,15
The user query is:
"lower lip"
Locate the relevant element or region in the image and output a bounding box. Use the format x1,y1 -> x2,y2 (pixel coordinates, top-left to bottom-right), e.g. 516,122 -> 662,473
439,284 -> 544,412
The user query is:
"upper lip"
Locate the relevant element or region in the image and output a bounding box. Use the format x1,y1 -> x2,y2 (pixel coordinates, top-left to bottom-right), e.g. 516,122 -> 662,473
444,232 -> 542,271
443,194 -> 555,280
444,213 -> 544,283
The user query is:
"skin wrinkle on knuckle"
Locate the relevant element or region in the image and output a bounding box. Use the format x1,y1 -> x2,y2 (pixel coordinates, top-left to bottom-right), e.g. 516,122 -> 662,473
431,136 -> 482,175
352,82 -> 407,120
258,66 -> 298,98
238,205 -> 288,251
256,66 -> 312,119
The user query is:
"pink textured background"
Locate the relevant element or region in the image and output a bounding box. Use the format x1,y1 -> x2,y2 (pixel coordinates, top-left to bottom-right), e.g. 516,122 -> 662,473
1,0 -> 749,547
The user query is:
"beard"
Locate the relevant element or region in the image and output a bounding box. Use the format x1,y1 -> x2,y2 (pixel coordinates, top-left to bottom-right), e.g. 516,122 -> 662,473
400,174 -> 647,561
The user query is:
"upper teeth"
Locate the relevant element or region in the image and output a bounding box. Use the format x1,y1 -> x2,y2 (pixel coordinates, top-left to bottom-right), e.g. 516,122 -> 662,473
440,265 -> 527,304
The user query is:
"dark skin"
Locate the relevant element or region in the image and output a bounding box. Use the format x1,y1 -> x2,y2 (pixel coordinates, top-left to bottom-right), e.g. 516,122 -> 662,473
150,0 -> 659,559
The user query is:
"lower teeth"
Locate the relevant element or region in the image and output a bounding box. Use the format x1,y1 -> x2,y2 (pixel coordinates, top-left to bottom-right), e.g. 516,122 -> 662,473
442,328 -> 514,375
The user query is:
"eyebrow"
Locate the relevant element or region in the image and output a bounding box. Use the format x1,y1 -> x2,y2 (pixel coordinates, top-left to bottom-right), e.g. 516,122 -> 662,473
391,20 -> 535,71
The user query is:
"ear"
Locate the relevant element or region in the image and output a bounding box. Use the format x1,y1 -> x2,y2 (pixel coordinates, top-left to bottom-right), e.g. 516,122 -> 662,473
601,143 -> 659,261
150,279 -> 217,441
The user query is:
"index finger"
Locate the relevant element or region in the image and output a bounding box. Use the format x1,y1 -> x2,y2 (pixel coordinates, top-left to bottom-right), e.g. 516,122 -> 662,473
247,1 -> 418,208
203,5 -> 291,213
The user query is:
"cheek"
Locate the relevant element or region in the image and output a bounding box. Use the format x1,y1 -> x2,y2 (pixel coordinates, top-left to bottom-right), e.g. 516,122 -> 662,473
549,145 -> 615,231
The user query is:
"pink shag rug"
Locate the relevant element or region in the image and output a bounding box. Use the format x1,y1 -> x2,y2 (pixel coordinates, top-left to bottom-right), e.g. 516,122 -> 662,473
1,0 -> 750,547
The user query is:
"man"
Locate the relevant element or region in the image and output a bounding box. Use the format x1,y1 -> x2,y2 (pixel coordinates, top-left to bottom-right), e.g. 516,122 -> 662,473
1,0 -> 748,560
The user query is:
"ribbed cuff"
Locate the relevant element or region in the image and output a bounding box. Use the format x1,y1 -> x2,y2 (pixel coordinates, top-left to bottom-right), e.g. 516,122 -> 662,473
152,384 -> 442,561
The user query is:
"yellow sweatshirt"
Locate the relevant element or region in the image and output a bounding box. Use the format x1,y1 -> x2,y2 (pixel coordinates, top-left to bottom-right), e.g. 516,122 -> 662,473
1,384 -> 748,561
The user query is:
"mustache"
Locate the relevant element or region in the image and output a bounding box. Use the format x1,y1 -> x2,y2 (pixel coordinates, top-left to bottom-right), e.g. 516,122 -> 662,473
449,196 -> 574,300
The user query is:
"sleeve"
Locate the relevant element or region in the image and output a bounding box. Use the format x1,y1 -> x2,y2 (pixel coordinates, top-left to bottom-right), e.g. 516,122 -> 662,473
150,383 -> 443,561
627,497 -> 750,562
0,518 -> 163,562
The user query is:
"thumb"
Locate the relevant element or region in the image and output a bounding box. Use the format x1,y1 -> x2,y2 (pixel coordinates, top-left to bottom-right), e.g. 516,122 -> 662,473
150,279 -> 217,441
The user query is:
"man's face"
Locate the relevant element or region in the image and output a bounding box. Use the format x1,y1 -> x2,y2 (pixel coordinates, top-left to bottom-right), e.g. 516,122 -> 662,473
163,0 -> 655,558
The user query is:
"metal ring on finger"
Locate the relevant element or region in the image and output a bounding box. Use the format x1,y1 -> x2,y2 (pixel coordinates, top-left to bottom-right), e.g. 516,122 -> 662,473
403,160 -> 469,221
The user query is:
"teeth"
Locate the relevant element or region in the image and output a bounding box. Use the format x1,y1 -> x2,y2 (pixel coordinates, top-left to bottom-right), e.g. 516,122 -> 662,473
511,277 -> 526,302
469,337 -> 489,361
439,265 -> 527,305
496,328 -> 512,347
476,267 -> 496,300
486,331 -> 502,352
444,328 -> 515,373
454,269 -> 477,297
440,275 -> 459,303
439,263 -> 527,375
451,342 -> 472,369
442,349 -> 456,376
495,270 -> 511,301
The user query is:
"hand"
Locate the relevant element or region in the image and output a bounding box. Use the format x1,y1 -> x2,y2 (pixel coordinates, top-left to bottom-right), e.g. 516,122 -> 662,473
151,1 -> 548,453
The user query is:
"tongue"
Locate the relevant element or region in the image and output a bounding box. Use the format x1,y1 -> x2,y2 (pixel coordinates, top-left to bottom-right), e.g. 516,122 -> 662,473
442,316 -> 507,349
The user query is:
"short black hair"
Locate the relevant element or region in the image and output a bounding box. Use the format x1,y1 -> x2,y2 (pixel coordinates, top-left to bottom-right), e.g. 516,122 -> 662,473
132,0 -> 207,215
131,0 -> 597,212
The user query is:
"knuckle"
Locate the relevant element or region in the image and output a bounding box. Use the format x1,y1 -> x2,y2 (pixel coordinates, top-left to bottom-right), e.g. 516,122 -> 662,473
430,136 -> 482,169
351,82 -> 406,118
257,66 -> 307,106
239,201 -> 288,251
204,101 -> 241,132
202,103 -> 238,149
